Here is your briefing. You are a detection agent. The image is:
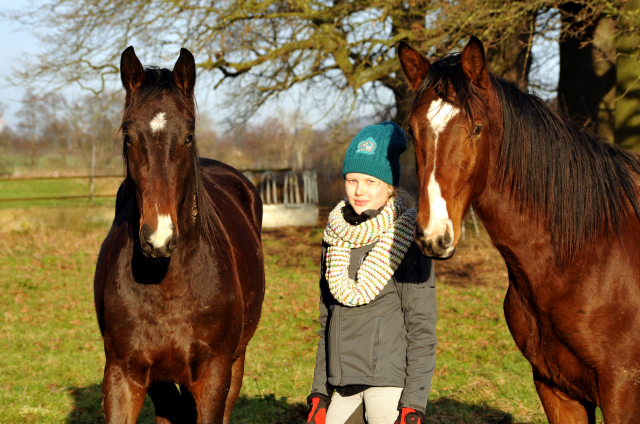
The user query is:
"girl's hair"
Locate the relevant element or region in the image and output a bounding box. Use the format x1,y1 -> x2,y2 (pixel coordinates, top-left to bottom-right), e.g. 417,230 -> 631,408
389,186 -> 416,209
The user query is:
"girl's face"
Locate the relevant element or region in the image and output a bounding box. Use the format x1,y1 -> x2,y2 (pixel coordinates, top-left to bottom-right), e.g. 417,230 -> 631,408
345,173 -> 390,215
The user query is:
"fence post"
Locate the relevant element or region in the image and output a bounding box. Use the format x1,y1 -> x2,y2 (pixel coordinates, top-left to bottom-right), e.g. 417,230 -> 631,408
90,144 -> 96,201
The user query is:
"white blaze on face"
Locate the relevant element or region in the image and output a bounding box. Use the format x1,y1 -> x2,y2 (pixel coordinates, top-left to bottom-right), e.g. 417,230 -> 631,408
424,98 -> 460,239
150,112 -> 166,133
148,213 -> 174,249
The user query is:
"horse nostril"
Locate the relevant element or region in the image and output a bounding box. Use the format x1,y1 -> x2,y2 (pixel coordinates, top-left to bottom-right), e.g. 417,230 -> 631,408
167,227 -> 177,252
141,224 -> 152,244
443,230 -> 453,246
437,232 -> 454,249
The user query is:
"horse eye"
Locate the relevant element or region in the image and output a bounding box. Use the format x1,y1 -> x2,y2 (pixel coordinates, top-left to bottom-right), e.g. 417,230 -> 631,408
472,124 -> 483,137
407,127 -> 415,139
123,134 -> 132,147
185,134 -> 194,145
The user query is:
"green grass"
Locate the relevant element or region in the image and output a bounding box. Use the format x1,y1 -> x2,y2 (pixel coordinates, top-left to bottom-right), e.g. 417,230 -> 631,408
0,208 -> 601,423
0,177 -> 122,209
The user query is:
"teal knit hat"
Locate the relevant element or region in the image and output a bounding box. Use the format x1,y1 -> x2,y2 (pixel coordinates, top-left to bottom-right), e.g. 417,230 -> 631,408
342,121 -> 407,186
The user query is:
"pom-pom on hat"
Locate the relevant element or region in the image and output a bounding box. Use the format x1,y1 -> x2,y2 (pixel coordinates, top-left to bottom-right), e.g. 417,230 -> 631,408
342,121 -> 407,186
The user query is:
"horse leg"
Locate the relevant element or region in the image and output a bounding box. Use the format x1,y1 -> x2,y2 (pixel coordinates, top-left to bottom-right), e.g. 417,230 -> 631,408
148,381 -> 197,424
222,350 -> 247,424
534,379 -> 595,424
189,356 -> 233,424
598,378 -> 640,424
102,361 -> 148,424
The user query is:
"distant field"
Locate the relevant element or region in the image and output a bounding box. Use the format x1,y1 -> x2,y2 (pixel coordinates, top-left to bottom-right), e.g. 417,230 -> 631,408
0,207 -> 604,423
0,176 -> 122,209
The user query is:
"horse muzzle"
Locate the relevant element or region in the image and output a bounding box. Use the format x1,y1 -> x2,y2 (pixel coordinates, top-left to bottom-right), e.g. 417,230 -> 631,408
414,223 -> 456,259
139,221 -> 178,258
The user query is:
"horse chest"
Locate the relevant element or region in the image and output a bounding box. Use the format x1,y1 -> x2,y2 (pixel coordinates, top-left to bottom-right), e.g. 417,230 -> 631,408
504,272 -> 599,403
104,261 -> 238,356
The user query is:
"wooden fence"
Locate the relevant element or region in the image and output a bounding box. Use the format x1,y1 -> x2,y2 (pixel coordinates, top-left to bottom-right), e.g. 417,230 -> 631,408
0,174 -> 122,203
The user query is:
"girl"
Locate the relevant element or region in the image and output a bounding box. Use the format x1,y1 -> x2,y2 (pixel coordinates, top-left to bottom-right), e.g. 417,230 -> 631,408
307,121 -> 437,424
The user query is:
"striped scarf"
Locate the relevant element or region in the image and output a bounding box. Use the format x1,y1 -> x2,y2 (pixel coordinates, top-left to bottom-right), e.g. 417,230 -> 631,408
323,197 -> 417,306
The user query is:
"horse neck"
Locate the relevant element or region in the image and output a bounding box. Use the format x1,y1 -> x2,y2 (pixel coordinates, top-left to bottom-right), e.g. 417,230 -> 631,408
177,171 -> 204,243
472,158 -> 559,285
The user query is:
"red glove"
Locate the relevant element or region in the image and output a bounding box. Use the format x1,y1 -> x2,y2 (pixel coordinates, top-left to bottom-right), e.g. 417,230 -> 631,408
396,407 -> 425,424
307,393 -> 330,423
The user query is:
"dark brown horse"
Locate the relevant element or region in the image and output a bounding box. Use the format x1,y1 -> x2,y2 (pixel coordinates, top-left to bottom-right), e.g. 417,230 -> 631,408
93,47 -> 264,424
398,37 -> 640,423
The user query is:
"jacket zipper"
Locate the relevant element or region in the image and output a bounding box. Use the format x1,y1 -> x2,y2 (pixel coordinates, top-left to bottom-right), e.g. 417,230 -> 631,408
373,317 -> 381,376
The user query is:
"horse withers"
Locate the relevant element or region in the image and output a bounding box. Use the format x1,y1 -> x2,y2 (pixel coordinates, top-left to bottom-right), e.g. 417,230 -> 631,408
93,47 -> 265,424
398,37 -> 640,423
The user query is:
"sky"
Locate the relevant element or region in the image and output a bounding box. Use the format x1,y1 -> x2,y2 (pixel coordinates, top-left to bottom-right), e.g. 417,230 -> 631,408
0,1 -> 559,131
0,0 -> 39,128
0,0 -> 224,128
0,0 -> 326,131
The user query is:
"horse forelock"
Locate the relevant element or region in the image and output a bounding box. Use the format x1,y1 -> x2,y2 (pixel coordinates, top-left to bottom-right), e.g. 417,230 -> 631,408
122,67 -> 196,124
413,53 -> 476,126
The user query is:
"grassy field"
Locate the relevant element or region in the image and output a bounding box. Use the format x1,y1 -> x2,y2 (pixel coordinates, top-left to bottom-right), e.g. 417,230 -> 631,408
0,205 -> 597,423
0,176 -> 122,209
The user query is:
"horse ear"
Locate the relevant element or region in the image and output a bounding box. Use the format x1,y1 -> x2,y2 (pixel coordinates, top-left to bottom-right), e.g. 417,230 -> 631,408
461,36 -> 489,86
173,48 -> 196,97
120,46 -> 146,96
397,41 -> 430,92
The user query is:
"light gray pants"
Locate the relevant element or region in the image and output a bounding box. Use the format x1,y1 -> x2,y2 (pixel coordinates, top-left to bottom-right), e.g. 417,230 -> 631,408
326,387 -> 403,424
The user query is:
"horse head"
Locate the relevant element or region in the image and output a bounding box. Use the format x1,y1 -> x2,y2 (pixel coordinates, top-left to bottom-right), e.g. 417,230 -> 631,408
398,37 -> 500,259
120,46 -> 197,258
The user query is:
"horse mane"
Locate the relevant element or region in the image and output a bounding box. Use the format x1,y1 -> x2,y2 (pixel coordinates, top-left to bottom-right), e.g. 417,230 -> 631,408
120,66 -> 228,251
416,54 -> 640,262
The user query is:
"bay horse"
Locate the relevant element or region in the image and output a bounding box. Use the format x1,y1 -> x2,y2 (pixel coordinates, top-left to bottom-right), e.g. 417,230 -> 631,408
93,46 -> 264,424
398,37 -> 640,423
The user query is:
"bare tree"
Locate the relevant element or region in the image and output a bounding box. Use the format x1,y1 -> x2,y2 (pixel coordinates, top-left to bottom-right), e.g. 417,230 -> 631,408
4,0 -> 572,124
15,90 -> 45,167
615,0 -> 640,150
6,0 -> 639,145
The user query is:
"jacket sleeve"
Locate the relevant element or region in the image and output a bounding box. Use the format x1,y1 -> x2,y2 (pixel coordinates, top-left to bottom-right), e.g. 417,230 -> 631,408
396,244 -> 437,413
310,243 -> 332,397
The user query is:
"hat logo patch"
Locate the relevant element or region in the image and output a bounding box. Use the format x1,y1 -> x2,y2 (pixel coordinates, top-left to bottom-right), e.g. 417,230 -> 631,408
356,137 -> 377,155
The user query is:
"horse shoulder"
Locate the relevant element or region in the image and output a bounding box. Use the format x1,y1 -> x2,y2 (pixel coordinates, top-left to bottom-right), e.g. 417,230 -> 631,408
94,208 -> 135,336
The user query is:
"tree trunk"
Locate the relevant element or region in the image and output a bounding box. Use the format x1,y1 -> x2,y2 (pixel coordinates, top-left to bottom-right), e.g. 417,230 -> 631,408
386,79 -> 419,193
615,0 -> 640,151
557,3 -> 616,141
485,17 -> 535,90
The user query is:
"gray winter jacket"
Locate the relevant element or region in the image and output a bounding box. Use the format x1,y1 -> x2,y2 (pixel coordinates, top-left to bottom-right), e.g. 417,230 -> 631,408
311,240 -> 437,413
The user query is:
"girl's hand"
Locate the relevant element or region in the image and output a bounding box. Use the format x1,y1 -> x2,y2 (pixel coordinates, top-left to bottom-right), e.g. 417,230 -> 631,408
395,407 -> 425,424
307,393 -> 330,423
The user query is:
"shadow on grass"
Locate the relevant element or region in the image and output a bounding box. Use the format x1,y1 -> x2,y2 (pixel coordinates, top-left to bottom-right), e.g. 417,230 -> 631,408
65,385 -> 518,424
427,396 -> 517,423
65,384 -> 306,424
